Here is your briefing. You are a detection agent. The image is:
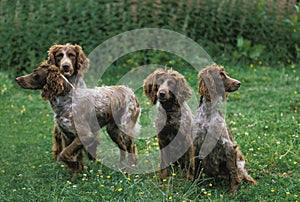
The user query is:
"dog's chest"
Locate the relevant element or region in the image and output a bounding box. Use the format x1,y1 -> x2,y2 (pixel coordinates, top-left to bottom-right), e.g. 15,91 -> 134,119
51,97 -> 77,138
156,110 -> 181,134
156,107 -> 191,143
56,111 -> 76,137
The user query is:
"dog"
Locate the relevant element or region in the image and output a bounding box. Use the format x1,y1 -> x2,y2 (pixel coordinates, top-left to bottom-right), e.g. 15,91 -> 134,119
143,69 -> 195,180
193,63 -> 257,196
47,43 -> 91,161
16,62 -> 140,174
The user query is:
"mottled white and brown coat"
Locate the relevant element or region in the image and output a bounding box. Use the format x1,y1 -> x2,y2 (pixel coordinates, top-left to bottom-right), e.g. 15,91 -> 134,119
16,62 -> 140,174
143,69 -> 195,180
192,64 -> 257,196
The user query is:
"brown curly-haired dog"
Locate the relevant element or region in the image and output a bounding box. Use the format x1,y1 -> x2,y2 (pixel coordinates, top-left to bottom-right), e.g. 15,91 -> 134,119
193,63 -> 257,196
143,69 -> 195,180
16,62 -> 140,174
47,43 -> 89,86
47,43 -> 91,162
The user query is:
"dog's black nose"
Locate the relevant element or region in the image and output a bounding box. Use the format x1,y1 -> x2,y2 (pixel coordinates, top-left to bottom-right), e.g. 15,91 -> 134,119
159,91 -> 166,98
62,63 -> 70,71
236,82 -> 241,87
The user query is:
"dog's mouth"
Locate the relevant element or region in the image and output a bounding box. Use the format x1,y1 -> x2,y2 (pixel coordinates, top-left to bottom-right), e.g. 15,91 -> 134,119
63,70 -> 72,77
61,65 -> 74,77
227,85 -> 240,92
158,97 -> 167,102
158,91 -> 168,102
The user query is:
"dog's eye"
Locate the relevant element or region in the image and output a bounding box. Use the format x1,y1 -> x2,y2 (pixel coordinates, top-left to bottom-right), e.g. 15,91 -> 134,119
220,72 -> 228,78
156,78 -> 164,85
57,52 -> 64,57
168,80 -> 176,88
33,74 -> 39,79
68,53 -> 75,58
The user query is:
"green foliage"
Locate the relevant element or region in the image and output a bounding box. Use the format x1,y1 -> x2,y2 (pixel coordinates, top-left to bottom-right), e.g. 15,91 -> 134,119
0,0 -> 299,77
1,64 -> 299,201
233,36 -> 265,63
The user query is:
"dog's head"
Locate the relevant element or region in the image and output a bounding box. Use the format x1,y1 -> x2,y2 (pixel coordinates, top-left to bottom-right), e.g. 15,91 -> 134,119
47,43 -> 89,77
143,69 -> 192,105
198,63 -> 241,102
16,61 -> 70,100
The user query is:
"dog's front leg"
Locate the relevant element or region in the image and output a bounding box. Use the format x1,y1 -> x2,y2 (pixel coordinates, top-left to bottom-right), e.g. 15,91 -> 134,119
59,137 -> 83,174
224,143 -> 241,196
52,125 -> 63,161
159,149 -> 169,180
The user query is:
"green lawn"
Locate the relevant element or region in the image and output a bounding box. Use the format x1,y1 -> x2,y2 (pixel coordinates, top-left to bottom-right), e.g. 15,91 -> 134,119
0,64 -> 299,201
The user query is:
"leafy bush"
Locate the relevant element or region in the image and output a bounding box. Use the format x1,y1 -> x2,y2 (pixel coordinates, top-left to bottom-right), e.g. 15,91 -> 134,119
0,0 -> 299,76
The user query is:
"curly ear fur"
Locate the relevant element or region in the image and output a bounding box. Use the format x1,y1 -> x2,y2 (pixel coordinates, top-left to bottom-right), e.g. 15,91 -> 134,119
143,70 -> 160,105
198,63 -> 225,102
74,44 -> 89,76
175,73 -> 192,103
47,44 -> 61,66
41,66 -> 65,100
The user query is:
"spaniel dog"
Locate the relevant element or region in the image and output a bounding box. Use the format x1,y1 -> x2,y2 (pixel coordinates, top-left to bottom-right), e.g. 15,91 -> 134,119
193,63 -> 257,196
47,43 -> 91,162
143,69 -> 195,180
47,43 -> 89,88
16,62 -> 140,174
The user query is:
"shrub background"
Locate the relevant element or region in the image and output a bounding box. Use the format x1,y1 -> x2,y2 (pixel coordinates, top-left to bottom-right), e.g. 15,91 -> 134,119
0,0 -> 299,76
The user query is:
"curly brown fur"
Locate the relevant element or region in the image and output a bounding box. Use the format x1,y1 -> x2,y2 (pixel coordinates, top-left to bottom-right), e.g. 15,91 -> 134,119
47,43 -> 89,162
16,63 -> 140,174
143,69 -> 195,180
48,43 -> 89,79
193,63 -> 257,196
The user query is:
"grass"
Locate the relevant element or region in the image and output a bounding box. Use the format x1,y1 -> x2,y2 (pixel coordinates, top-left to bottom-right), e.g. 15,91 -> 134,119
0,63 -> 299,201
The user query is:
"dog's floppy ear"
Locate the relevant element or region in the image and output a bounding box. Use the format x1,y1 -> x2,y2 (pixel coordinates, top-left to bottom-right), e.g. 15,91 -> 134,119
74,44 -> 89,76
41,66 -> 65,100
47,44 -> 61,66
176,75 -> 192,103
143,70 -> 161,105
198,64 -> 225,102
198,69 -> 210,100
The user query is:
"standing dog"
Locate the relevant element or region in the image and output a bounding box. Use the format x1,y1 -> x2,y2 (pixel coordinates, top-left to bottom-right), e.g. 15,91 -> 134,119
47,43 -> 91,161
16,63 -> 140,174
143,69 -> 195,180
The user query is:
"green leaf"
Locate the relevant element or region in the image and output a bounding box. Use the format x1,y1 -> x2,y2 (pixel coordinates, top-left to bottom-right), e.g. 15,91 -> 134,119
237,36 -> 244,48
249,44 -> 265,59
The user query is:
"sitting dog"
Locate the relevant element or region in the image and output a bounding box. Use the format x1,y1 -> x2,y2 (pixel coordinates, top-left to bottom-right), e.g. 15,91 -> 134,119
143,69 -> 195,180
193,63 -> 257,196
16,62 -> 140,174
